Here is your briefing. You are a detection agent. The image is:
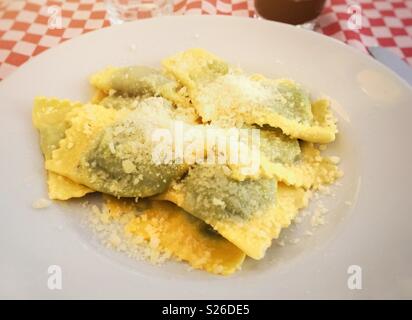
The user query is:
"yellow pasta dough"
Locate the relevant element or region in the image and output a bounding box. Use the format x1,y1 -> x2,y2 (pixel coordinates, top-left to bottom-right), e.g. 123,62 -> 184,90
32,97 -> 92,200
104,197 -> 245,275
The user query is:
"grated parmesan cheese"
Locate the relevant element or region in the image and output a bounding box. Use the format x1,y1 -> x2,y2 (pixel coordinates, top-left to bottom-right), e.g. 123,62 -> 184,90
85,200 -> 171,265
32,198 -> 51,209
310,202 -> 329,227
329,156 -> 340,164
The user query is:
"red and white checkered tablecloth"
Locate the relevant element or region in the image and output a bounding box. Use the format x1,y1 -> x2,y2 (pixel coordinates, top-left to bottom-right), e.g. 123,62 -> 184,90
0,0 -> 411,80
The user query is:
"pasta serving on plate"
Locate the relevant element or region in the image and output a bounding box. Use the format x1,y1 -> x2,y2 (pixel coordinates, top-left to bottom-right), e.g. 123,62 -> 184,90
32,49 -> 343,275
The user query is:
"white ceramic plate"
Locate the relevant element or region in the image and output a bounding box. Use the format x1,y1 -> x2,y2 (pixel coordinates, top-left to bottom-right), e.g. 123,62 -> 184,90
0,16 -> 411,299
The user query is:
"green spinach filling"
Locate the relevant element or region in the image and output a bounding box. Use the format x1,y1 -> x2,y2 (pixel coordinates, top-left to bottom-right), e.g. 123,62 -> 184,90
180,165 -> 276,221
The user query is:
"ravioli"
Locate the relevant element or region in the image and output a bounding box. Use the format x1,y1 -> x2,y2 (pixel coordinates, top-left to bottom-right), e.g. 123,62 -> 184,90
249,96 -> 337,144
85,103 -> 188,197
90,66 -> 192,109
46,98 -> 191,198
155,165 -> 279,259
45,103 -> 127,195
261,142 -> 343,189
213,124 -> 304,183
103,198 -> 245,275
230,126 -> 340,189
32,97 -> 92,200
163,49 -> 337,143
157,168 -> 311,260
